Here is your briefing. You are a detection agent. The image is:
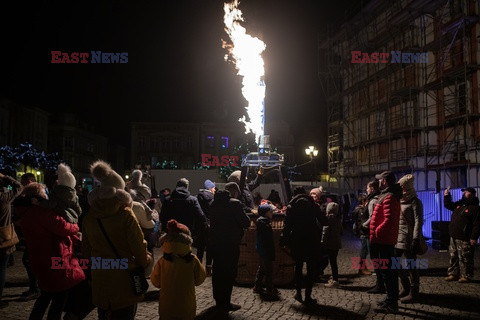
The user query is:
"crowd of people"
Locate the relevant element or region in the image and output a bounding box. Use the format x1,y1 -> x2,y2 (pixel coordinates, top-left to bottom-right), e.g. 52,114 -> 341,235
0,162 -> 479,319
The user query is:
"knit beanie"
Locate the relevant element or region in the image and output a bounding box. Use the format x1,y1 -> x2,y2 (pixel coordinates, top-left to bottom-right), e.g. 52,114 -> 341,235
167,219 -> 191,236
258,203 -> 273,217
57,163 -> 76,189
88,160 -> 130,205
204,179 -> 215,190
326,202 -> 339,215
130,169 -> 143,187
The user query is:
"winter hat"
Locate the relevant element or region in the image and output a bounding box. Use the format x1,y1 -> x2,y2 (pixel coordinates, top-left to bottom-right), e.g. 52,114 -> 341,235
130,169 -> 143,187
309,187 -> 323,198
228,170 -> 241,184
204,179 -> 215,190
88,160 -> 130,205
167,219 -> 191,236
57,163 -> 76,189
326,202 -> 339,215
258,203 -> 273,217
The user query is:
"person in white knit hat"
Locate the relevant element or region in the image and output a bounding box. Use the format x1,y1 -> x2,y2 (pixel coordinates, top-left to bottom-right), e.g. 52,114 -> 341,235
39,163 -> 82,224
82,160 -> 151,319
126,169 -> 151,202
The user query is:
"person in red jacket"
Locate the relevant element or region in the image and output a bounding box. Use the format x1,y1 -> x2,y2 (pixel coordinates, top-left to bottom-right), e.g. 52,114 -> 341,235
17,182 -> 85,320
369,171 -> 402,314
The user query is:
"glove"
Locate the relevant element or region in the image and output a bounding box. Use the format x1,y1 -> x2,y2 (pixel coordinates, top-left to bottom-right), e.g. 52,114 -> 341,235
411,238 -> 420,254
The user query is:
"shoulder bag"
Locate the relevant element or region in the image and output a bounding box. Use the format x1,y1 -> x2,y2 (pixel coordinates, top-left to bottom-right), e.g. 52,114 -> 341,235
96,219 -> 149,296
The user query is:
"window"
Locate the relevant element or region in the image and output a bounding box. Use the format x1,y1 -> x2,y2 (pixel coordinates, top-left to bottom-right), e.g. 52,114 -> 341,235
220,136 -> 229,149
206,136 -> 215,148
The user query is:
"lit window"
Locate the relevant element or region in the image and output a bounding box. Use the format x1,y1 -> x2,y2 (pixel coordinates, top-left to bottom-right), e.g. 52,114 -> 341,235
221,136 -> 229,149
207,136 -> 215,148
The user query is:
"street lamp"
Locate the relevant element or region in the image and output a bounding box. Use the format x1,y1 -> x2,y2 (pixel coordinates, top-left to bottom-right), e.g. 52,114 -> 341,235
305,146 -> 319,185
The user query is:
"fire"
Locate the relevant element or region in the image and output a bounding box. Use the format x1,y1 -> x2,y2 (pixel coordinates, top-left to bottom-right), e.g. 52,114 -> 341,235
223,0 -> 266,144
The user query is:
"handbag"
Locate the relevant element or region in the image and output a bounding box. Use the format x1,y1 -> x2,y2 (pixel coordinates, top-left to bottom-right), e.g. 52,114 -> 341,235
97,219 -> 149,296
417,234 -> 428,255
0,223 -> 19,249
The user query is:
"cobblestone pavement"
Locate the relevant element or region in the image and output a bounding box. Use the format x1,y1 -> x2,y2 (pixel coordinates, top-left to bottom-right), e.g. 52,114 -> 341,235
1,230 -> 479,320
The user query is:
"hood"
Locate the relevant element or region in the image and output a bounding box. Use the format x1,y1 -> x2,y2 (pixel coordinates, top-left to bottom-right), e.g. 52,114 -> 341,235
87,196 -> 133,219
382,183 -> 403,200
170,186 -> 191,200
213,190 -> 231,203
289,193 -> 312,206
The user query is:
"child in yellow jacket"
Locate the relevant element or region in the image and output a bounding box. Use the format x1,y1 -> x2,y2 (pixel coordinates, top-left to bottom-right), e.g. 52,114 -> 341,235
150,219 -> 206,319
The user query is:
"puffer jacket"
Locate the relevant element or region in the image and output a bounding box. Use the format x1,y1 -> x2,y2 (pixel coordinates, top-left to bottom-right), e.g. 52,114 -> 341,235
255,216 -> 275,261
370,184 -> 402,245
395,197 -> 424,250
18,204 -> 85,292
322,203 -> 342,250
82,191 -> 151,310
0,175 -> 22,256
150,233 -> 206,319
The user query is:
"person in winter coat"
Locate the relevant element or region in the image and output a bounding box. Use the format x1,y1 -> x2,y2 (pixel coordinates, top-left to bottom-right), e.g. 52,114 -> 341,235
322,202 -> 342,288
444,186 -> 480,283
18,182 -> 85,320
150,219 -> 206,319
160,178 -> 208,250
253,203 -> 279,299
352,194 -> 371,275
208,182 -> 250,312
369,171 -> 402,314
395,174 -> 424,303
82,161 -> 151,319
197,179 -> 216,274
280,187 -> 324,305
126,169 -> 151,202
362,180 -> 380,277
39,163 -> 82,224
128,189 -> 156,256
227,168 -> 264,212
0,173 -> 22,309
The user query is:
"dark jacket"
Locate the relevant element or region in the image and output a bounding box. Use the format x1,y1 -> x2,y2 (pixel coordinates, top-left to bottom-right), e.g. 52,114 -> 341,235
444,194 -> 480,241
240,175 -> 262,212
255,216 -> 275,261
370,184 -> 402,245
208,190 -> 250,248
280,194 -> 323,261
197,189 -> 214,219
160,187 -> 207,237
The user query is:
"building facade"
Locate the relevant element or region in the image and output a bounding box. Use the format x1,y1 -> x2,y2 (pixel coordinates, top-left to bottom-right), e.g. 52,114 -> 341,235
319,0 -> 480,193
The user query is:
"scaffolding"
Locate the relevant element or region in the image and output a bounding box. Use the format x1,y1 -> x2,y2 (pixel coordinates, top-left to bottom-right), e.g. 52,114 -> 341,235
319,0 -> 480,192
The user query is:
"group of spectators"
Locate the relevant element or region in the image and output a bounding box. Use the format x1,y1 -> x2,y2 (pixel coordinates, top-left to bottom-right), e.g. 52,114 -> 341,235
1,163 -> 479,319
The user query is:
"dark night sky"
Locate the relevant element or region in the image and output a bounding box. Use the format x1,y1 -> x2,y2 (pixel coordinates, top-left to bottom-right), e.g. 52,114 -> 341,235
1,0 -> 363,146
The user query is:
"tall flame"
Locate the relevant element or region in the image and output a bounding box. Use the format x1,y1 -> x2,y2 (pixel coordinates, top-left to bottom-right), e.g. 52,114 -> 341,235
223,0 -> 266,144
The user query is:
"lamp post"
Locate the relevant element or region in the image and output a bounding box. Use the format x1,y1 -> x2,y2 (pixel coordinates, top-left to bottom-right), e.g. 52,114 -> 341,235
305,146 -> 319,185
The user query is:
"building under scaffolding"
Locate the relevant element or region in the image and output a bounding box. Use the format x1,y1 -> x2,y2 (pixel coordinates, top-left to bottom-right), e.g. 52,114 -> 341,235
319,0 -> 480,194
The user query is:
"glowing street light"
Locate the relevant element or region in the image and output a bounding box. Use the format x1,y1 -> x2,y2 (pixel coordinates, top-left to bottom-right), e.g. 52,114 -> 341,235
305,146 -> 319,185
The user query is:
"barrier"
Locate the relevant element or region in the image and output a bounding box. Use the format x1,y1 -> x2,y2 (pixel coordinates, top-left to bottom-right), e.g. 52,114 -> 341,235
236,213 -> 295,286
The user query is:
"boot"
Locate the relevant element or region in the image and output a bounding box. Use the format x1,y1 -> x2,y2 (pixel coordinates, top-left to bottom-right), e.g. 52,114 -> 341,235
398,278 -> 411,298
400,286 -> 419,303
